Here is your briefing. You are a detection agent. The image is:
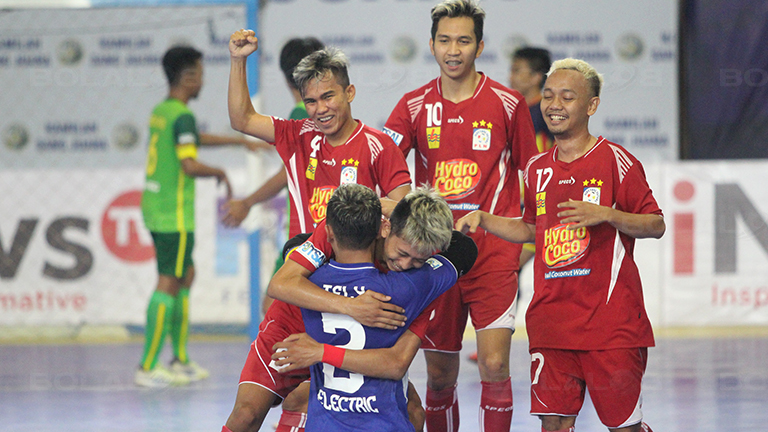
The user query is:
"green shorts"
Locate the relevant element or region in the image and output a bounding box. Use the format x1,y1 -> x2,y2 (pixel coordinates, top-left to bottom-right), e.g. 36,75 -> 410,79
151,231 -> 195,278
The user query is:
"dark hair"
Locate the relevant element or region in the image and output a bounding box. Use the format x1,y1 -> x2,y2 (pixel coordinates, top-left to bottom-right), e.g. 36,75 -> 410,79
430,0 -> 485,43
293,47 -> 351,96
162,46 -> 202,87
280,37 -> 324,90
513,47 -> 552,88
326,184 -> 381,251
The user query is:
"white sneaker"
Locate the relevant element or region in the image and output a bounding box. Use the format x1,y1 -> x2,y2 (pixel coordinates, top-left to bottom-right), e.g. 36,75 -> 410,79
135,365 -> 190,388
171,360 -> 210,382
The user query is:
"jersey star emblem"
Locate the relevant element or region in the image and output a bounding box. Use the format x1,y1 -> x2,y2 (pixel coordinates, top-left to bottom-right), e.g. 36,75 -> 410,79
472,121 -> 479,128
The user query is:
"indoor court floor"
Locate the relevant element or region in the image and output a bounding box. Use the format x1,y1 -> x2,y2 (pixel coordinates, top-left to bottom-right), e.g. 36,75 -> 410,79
1,328 -> 767,432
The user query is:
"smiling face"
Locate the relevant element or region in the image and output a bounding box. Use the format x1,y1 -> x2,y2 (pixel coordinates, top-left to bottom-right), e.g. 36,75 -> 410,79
429,16 -> 484,82
382,233 -> 432,272
302,72 -> 356,142
541,68 -> 600,138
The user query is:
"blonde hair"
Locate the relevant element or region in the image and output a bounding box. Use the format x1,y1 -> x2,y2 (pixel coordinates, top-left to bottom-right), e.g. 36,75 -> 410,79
390,185 -> 453,255
548,58 -> 604,98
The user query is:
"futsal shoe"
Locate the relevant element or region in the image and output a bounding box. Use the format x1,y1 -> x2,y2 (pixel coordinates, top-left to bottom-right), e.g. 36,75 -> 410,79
135,365 -> 191,388
468,351 -> 478,362
171,359 -> 210,381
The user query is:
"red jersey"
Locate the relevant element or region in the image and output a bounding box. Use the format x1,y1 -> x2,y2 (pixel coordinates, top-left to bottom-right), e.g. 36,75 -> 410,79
522,137 -> 663,351
384,74 -> 537,274
272,117 -> 412,237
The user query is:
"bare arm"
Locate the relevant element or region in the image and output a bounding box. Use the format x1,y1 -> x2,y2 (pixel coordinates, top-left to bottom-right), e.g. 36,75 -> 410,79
557,199 -> 666,239
222,170 -> 287,227
228,29 -> 275,141
386,184 -> 411,202
199,132 -> 271,152
272,330 -> 421,380
180,158 -> 231,198
455,210 -> 535,243
268,259 -> 406,329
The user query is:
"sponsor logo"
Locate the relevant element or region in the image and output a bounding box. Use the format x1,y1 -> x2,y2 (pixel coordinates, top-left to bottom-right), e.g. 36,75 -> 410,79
543,223 -> 590,268
3,123 -> 29,150
309,186 -> 336,222
536,192 -> 546,216
433,159 -> 481,200
426,257 -> 442,270
317,389 -> 379,413
472,120 -> 492,151
447,116 -> 464,124
305,158 -> 318,180
559,176 -> 576,185
448,203 -> 480,211
616,33 -> 645,61
101,190 -> 154,262
297,241 -> 325,269
427,127 -> 440,149
382,127 -> 403,146
544,268 -> 592,279
322,158 -> 336,166
112,123 -> 139,150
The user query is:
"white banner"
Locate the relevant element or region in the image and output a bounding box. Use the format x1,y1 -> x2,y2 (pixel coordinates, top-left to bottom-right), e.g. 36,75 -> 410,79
0,169 -> 253,326
660,162 -> 768,326
259,0 -> 678,163
0,4 -> 247,170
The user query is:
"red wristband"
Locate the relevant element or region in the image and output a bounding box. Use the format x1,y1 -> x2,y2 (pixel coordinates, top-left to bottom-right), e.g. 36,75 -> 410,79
322,344 -> 346,368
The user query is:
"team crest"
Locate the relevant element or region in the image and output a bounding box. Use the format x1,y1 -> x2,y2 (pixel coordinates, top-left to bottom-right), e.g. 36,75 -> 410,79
427,127 -> 441,149
472,120 -> 492,151
582,178 -> 602,204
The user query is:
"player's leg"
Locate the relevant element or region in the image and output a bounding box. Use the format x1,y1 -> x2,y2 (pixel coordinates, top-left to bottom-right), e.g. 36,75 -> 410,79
407,380 -> 426,432
466,270 -> 517,431
276,382 -> 310,432
168,233 -> 209,381
421,285 -> 466,432
583,348 -> 650,432
530,348 -> 584,432
476,327 -> 514,431
225,383 -> 279,432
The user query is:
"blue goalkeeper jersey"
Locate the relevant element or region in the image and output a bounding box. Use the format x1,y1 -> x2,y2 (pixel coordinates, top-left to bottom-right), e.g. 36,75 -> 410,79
303,255 -> 458,432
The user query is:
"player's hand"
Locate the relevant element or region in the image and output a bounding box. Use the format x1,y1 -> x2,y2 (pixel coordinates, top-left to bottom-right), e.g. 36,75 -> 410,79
221,199 -> 249,227
556,199 -> 610,229
218,174 -> 233,200
229,29 -> 258,58
344,290 -> 406,330
272,333 -> 323,372
455,210 -> 483,234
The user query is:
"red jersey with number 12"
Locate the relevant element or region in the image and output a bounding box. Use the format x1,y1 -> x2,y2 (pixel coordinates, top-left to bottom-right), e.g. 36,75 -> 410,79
522,137 -> 663,351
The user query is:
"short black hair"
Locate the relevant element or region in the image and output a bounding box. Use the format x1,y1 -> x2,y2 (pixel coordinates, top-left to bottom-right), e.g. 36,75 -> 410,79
325,184 -> 381,251
513,47 -> 552,87
280,37 -> 324,89
162,46 -> 202,87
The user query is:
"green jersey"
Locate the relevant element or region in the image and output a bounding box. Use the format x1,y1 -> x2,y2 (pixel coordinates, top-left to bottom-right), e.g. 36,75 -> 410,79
288,101 -> 307,120
141,98 -> 199,233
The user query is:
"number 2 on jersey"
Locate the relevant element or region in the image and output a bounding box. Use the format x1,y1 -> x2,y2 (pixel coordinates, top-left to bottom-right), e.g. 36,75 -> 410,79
321,313 -> 366,393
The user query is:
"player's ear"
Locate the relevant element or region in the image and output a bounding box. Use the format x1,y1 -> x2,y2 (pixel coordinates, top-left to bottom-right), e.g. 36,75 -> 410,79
475,39 -> 484,58
429,38 -> 435,56
379,219 -> 391,239
587,96 -> 600,116
345,84 -> 356,103
325,224 -> 336,244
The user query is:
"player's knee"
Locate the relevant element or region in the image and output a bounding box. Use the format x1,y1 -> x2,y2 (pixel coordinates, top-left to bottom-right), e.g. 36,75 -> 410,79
282,383 -> 310,413
540,414 -> 575,431
228,401 -> 265,432
476,351 -> 507,379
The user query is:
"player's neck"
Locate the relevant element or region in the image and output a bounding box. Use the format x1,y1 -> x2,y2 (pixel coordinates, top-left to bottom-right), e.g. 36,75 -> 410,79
334,245 -> 375,265
440,70 -> 481,104
168,87 -> 190,105
326,118 -> 359,147
524,91 -> 542,106
555,131 -> 597,163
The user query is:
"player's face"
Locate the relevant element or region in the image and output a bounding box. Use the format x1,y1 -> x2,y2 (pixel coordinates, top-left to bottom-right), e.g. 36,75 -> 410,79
509,58 -> 539,96
383,234 -> 431,272
541,69 -> 599,137
302,73 -> 355,140
182,60 -> 204,99
429,16 -> 484,82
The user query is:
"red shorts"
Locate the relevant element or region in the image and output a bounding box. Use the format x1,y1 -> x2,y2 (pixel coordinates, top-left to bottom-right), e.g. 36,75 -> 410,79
529,347 -> 648,428
238,300 -> 310,401
420,270 -> 518,352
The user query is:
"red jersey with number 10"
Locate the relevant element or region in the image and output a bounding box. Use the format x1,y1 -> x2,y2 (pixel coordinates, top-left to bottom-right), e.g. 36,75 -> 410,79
384,74 -> 538,274
522,137 -> 663,351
